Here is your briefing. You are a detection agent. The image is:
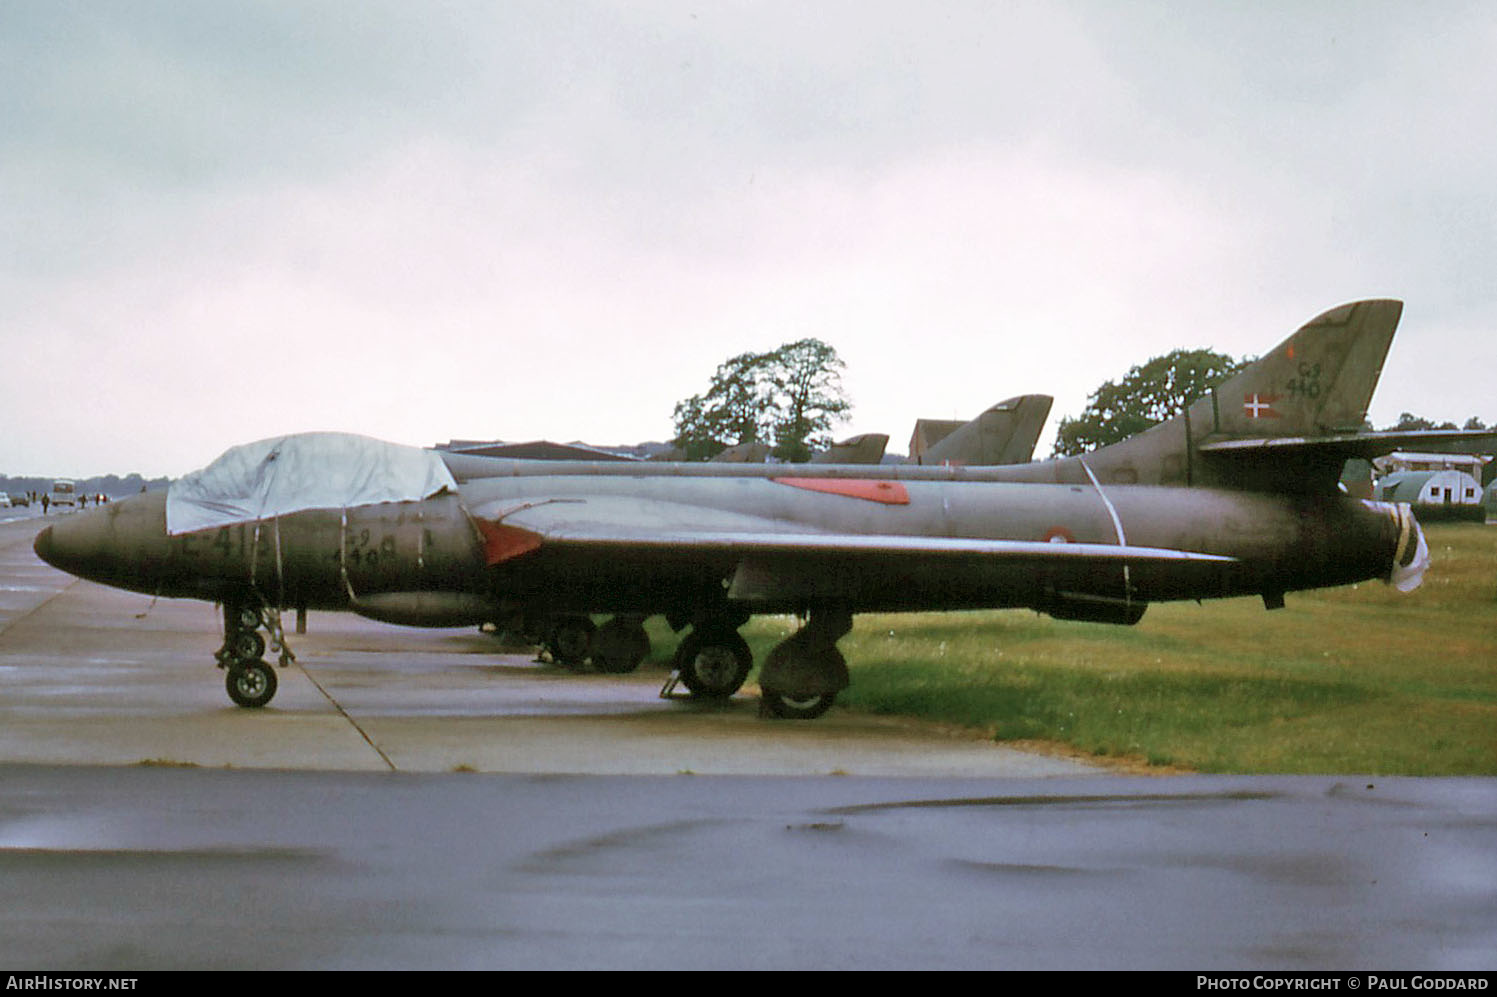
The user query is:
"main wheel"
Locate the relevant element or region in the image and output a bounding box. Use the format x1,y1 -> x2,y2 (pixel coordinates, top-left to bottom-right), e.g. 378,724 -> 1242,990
226,659 -> 278,708
592,617 -> 651,674
761,689 -> 836,720
675,629 -> 752,699
548,616 -> 595,667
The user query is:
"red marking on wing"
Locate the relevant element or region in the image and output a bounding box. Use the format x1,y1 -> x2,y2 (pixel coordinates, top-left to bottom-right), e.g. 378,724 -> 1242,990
474,519 -> 543,565
772,478 -> 910,505
1043,526 -> 1075,543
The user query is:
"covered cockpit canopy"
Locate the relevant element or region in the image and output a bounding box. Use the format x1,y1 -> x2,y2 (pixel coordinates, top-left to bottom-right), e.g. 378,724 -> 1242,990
166,432 -> 457,535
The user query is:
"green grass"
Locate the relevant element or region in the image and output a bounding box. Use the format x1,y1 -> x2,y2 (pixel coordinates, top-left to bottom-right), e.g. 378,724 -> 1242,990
730,523 -> 1497,775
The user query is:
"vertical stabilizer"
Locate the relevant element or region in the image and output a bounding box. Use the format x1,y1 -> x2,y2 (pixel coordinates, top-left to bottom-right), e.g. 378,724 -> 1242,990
996,300 -> 1404,492
915,395 -> 1055,465
1206,299 -> 1402,439
811,434 -> 891,464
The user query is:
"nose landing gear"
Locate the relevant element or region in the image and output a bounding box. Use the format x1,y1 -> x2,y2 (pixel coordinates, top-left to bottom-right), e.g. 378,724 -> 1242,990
216,597 -> 295,708
226,657 -> 278,708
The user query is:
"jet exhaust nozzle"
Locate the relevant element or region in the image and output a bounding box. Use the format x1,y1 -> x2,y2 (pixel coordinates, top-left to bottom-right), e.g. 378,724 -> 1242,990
1387,503 -> 1430,593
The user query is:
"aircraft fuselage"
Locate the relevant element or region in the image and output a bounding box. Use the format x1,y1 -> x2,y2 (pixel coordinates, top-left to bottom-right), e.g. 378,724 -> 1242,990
34,474 -> 1414,626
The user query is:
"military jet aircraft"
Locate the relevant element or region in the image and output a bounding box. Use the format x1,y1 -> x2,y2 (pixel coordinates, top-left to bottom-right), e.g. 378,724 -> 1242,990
443,395 -> 1050,665
33,299 -> 1482,717
810,434 -> 890,465
908,394 -> 1054,466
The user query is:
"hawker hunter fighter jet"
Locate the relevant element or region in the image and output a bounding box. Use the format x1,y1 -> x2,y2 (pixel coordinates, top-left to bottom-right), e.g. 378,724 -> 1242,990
440,395 -> 1051,664
35,299 -> 1479,717
907,394 -> 1054,466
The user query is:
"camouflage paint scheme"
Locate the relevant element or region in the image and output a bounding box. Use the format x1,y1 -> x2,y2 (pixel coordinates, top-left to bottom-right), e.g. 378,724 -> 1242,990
35,300 -> 1483,716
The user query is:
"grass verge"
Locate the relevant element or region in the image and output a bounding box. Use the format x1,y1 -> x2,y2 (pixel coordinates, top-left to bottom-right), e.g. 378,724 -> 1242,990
733,522 -> 1497,775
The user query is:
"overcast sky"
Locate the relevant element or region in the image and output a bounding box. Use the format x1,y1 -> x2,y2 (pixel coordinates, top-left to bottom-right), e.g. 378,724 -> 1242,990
3,1 -> 1494,477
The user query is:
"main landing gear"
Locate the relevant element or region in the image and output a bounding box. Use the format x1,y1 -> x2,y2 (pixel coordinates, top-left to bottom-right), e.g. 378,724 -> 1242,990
664,607 -> 852,720
590,616 -> 652,674
757,608 -> 852,720
672,625 -> 753,699
540,614 -> 652,674
216,597 -> 294,708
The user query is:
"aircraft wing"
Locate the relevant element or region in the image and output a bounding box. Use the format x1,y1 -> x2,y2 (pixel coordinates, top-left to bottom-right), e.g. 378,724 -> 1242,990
466,495 -> 1235,566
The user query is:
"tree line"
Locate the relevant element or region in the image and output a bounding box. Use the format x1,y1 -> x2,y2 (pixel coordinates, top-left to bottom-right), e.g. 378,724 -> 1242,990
672,340 -> 1488,461
1,473 -> 171,498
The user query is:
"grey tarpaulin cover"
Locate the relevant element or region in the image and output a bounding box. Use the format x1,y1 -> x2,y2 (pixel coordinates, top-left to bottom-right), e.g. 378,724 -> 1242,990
165,432 -> 457,536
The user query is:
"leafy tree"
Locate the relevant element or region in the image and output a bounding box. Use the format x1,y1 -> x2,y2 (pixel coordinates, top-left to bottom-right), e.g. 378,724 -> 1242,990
672,338 -> 850,462
769,338 -> 851,462
1053,348 -> 1250,456
671,351 -> 774,461
669,394 -> 725,461
671,351 -> 779,460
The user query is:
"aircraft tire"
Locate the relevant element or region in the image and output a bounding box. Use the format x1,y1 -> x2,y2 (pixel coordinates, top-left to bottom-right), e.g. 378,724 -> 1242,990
675,629 -> 752,699
229,629 -> 266,664
592,617 -> 651,674
226,660 -> 278,709
761,690 -> 836,720
548,617 -> 595,667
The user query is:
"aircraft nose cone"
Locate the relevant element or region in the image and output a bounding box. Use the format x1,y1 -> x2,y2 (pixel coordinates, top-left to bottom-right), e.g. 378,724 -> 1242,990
33,525 -> 56,568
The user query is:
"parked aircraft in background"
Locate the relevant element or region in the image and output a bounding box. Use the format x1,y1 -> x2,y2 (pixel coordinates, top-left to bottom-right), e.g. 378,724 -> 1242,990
804,394 -> 1054,467
34,300 -> 1488,717
908,394 -> 1053,466
810,434 -> 889,465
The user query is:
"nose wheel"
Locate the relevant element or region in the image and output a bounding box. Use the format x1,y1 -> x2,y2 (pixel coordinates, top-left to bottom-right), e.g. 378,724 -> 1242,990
225,658 -> 278,708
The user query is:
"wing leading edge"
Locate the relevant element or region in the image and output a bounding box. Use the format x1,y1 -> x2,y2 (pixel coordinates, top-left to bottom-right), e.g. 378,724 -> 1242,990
467,495 -> 1234,564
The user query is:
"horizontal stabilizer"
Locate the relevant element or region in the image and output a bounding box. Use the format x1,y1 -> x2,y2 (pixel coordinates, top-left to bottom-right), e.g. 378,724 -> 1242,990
1199,429 -> 1497,463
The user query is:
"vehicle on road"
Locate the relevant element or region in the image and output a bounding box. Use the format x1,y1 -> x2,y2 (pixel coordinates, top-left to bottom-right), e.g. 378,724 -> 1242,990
50,480 -> 77,508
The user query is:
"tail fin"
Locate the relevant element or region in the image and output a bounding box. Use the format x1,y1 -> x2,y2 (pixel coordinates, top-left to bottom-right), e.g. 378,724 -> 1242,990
1206,299 -> 1402,438
710,442 -> 773,463
1001,300 -> 1405,492
810,434 -> 890,464
911,395 -> 1055,466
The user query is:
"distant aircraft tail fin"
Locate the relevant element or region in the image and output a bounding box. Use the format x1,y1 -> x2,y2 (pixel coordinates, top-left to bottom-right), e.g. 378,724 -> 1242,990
710,442 -> 773,463
810,434 -> 890,465
914,395 -> 1054,466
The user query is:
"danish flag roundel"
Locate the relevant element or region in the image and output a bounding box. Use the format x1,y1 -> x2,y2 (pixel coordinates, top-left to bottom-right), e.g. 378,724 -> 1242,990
1243,393 -> 1281,419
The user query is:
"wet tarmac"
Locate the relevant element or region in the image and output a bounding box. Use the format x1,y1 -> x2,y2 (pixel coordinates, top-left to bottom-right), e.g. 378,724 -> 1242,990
1,510 -> 1494,970
0,510 -> 1094,777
